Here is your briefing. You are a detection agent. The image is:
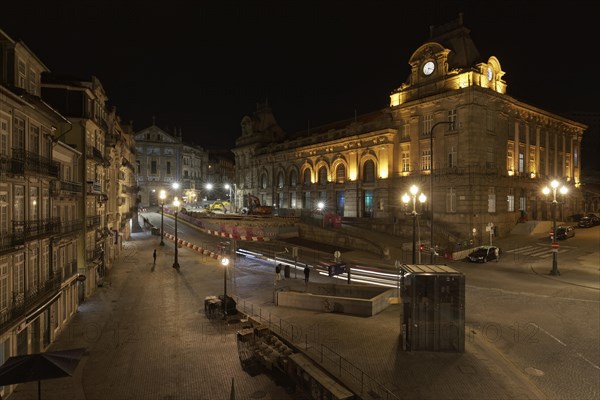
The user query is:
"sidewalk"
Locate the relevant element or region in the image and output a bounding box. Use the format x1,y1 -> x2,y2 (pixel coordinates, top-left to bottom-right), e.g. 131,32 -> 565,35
8,225 -> 550,400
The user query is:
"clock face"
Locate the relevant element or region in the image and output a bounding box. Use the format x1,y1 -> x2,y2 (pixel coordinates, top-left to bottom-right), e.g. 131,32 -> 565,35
423,61 -> 435,76
487,67 -> 493,81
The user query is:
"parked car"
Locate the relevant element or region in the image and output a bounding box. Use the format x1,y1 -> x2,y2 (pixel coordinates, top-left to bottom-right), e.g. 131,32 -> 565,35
577,214 -> 600,228
467,245 -> 500,263
550,225 -> 575,240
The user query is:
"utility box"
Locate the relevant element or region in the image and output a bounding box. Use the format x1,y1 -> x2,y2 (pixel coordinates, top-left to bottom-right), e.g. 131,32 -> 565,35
400,264 -> 465,352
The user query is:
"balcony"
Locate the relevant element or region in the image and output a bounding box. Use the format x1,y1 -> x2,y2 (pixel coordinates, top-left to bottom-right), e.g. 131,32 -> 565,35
86,215 -> 101,230
8,149 -> 59,178
86,246 -> 103,263
56,220 -> 83,237
12,218 -> 60,242
0,230 -> 25,255
87,181 -> 102,194
0,274 -> 61,332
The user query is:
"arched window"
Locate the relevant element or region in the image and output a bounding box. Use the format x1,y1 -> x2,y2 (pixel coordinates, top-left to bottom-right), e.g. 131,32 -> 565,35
336,164 -> 346,184
363,160 -> 375,182
277,171 -> 284,188
303,169 -> 311,186
261,173 -> 268,189
290,170 -> 298,186
318,166 -> 328,185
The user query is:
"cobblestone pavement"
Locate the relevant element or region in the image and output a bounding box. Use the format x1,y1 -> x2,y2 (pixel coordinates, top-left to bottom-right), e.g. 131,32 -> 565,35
9,221 -> 596,400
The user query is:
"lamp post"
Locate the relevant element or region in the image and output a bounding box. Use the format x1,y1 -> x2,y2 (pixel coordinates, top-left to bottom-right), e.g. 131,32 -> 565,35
225,183 -> 234,213
159,190 -> 166,246
221,256 -> 229,319
317,201 -> 325,227
542,180 -> 568,276
429,120 -> 453,263
172,197 -> 180,270
402,185 -> 426,264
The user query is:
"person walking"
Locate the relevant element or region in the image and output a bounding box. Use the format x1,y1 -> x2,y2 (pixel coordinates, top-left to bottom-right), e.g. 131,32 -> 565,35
304,265 -> 310,283
153,249 -> 157,264
275,264 -> 282,281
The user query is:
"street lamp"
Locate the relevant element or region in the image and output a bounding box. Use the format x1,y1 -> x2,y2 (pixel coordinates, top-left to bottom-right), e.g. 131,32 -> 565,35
542,179 -> 568,276
317,201 -> 325,227
221,256 -> 229,319
172,197 -> 180,270
429,121 -> 453,263
159,190 -> 166,246
225,183 -> 234,212
402,185 -> 426,264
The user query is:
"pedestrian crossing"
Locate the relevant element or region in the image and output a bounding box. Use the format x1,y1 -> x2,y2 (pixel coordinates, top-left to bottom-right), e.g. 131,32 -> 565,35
503,243 -> 572,259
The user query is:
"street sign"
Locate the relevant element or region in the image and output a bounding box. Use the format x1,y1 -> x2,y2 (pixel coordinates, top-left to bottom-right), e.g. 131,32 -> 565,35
551,243 -> 560,249
334,250 -> 341,259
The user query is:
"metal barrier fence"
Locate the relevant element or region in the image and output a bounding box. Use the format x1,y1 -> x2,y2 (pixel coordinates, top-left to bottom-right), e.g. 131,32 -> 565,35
233,296 -> 400,400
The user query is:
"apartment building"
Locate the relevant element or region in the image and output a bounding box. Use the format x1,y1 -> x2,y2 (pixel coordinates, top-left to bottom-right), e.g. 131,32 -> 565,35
0,29 -> 81,398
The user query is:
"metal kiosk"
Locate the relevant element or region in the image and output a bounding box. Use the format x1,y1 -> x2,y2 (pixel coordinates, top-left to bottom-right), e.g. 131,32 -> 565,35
400,264 -> 465,352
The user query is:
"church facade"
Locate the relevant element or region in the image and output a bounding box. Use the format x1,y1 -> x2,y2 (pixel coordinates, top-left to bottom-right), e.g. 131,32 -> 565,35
232,16 -> 586,247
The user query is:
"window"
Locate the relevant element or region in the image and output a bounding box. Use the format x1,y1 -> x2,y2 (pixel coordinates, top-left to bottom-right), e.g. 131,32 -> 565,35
136,160 -> 141,174
421,114 -> 433,137
277,171 -> 284,188
17,59 -> 26,88
448,109 -> 457,130
289,192 -> 296,208
488,187 -> 496,213
507,149 -> 513,172
486,147 -> 495,169
446,188 -> 456,212
0,116 -> 8,157
402,122 -> 410,140
529,150 -> 536,174
0,191 -> 7,233
303,169 -> 311,186
421,150 -> 431,171
573,142 -> 578,167
0,260 -> 7,311
150,160 -> 157,175
447,145 -> 456,168
336,191 -> 345,215
14,186 -> 24,223
364,190 -> 373,217
13,116 -> 25,151
335,164 -> 346,183
318,166 -> 327,185
166,161 -> 171,175
290,170 -> 298,186
28,68 -> 38,95
401,151 -> 410,172
303,191 -> 310,209
519,192 -> 526,213
261,173 -> 268,189
507,188 -> 515,212
363,160 -> 375,182
518,151 -> 524,173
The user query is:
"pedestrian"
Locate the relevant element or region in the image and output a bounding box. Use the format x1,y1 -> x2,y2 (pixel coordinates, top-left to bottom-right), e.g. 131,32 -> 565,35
153,249 -> 157,264
494,247 -> 500,262
304,265 -> 310,283
275,264 -> 282,281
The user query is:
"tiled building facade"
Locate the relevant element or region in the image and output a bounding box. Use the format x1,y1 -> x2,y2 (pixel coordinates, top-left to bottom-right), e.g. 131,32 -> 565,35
0,28 -> 136,398
232,17 -> 586,246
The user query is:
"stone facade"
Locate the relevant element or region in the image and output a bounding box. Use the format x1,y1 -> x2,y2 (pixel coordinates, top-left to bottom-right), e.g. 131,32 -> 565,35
134,124 -> 209,208
232,17 -> 586,247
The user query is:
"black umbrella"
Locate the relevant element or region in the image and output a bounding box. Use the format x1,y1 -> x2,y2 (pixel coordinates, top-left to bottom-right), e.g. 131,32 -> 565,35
0,347 -> 85,400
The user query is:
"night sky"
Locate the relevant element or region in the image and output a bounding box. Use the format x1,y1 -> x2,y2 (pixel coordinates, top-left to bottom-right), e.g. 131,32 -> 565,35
1,1 -> 597,150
